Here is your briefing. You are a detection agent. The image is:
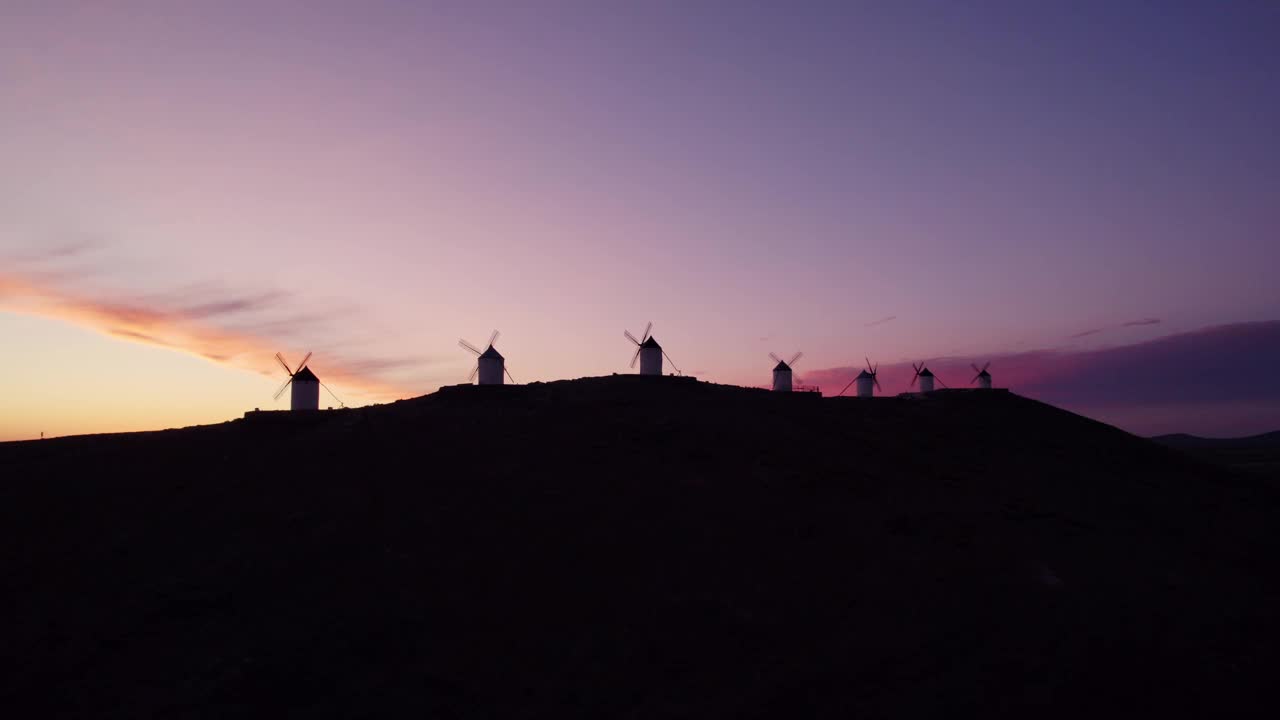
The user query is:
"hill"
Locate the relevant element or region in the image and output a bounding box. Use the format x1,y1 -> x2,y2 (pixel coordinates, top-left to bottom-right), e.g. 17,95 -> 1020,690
2,376 -> 1278,718
1153,430 -> 1280,450
1153,430 -> 1280,479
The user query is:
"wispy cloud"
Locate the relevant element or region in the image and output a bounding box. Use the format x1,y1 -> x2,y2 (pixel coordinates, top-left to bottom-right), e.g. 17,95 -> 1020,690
0,243 -> 420,402
1069,327 -> 1105,339
178,293 -> 288,320
865,315 -> 897,327
9,237 -> 104,263
108,328 -> 175,347
1069,317 -> 1163,339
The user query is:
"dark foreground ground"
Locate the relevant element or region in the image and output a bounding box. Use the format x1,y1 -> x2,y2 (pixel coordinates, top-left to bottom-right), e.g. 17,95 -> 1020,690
2,376 -> 1277,718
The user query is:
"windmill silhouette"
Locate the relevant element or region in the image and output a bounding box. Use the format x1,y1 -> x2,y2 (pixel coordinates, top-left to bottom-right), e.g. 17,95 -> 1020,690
624,322 -> 680,375
769,351 -> 803,392
971,362 -> 992,389
459,330 -> 516,385
838,358 -> 881,397
273,352 -> 344,410
910,361 -> 947,393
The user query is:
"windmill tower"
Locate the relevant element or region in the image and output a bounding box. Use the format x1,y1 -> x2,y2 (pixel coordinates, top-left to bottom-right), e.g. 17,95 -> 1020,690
911,362 -> 947,393
274,352 -> 320,411
971,362 -> 992,390
769,352 -> 803,392
837,358 -> 881,397
855,358 -> 880,397
459,330 -> 515,385
625,322 -> 680,376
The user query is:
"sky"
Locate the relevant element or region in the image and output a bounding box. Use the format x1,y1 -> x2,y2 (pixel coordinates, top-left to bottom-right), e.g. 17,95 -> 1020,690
2,0 -> 1278,441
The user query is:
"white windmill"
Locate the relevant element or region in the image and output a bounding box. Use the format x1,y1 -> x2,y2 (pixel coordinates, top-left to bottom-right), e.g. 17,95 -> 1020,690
273,352 -> 343,410
624,322 -> 680,376
769,352 -> 803,392
459,330 -> 515,385
838,358 -> 881,397
971,362 -> 992,390
910,361 -> 946,393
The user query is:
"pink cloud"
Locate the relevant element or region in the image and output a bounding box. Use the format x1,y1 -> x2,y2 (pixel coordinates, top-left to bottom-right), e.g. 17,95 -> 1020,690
803,321 -> 1280,436
0,250 -> 420,401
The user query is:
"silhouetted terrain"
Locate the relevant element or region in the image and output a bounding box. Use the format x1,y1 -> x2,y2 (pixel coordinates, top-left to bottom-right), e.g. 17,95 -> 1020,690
1153,431 -> 1280,449
1154,431 -> 1280,480
2,377 -> 1277,718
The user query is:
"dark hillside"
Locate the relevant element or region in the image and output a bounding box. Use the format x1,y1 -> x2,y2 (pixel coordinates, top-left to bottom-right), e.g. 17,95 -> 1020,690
2,377 -> 1277,718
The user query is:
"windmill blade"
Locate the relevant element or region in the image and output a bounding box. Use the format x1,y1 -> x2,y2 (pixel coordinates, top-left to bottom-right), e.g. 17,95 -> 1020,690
642,321 -> 652,342
971,373 -> 981,384
972,363 -> 981,374
910,373 -> 918,388
504,366 -> 517,384
320,381 -> 345,408
275,352 -> 293,375
296,351 -> 312,371
468,363 -> 479,382
912,362 -> 921,374
459,338 -> 483,356
789,351 -> 803,367
624,330 -> 640,345
273,377 -> 293,401
630,347 -> 641,368
874,376 -> 882,392
488,329 -> 500,348
982,362 -> 990,373
936,375 -> 949,389
769,352 -> 782,364
661,349 -> 681,375
866,357 -> 874,374
837,377 -> 856,396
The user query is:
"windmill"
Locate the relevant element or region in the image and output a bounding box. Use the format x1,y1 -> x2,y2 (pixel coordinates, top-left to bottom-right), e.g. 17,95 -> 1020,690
971,362 -> 992,390
624,322 -> 680,376
838,357 -> 881,397
769,352 -> 803,392
274,351 -> 326,410
910,361 -> 947,393
459,330 -> 516,385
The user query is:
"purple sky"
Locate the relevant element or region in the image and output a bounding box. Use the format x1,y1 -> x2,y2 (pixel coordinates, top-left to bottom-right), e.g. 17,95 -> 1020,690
2,1 -> 1278,439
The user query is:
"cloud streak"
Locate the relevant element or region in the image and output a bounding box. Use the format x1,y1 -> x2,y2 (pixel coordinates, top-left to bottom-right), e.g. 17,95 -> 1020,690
865,315 -> 897,327
8,237 -> 105,264
1069,328 -> 1105,339
1068,318 -> 1163,339
0,244 -> 419,402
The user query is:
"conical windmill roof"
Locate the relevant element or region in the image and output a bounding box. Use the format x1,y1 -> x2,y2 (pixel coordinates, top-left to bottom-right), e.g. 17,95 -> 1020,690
773,360 -> 792,372
977,369 -> 991,377
479,345 -> 504,360
293,366 -> 319,382
856,369 -> 875,379
918,368 -> 934,377
640,336 -> 661,349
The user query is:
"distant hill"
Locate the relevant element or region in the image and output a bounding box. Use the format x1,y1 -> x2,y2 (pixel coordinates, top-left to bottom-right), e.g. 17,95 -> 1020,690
1153,431 -> 1280,479
2,377 -> 1278,718
1152,430 -> 1280,450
